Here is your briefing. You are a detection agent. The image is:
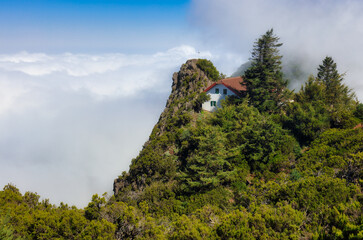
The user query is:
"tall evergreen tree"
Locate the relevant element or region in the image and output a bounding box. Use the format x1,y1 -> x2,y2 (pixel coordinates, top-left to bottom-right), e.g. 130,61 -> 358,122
315,56 -> 358,128
316,56 -> 354,109
244,29 -> 289,113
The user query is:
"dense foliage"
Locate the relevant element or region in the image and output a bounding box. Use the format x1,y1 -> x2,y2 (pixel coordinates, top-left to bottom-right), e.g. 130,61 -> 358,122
196,59 -> 221,82
282,57 -> 360,146
2,30 -> 362,239
244,29 -> 290,113
0,185 -> 115,239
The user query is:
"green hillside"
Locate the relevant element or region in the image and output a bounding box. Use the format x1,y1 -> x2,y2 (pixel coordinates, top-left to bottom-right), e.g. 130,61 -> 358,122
1,29 -> 362,239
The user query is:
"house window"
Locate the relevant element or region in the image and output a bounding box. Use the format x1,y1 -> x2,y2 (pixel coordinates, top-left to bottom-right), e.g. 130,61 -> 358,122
211,101 -> 216,107
215,88 -> 219,94
223,89 -> 227,95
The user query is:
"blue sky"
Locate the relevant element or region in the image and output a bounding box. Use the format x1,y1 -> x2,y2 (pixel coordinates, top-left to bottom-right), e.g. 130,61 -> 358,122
1,0 -> 363,207
0,0 -> 192,53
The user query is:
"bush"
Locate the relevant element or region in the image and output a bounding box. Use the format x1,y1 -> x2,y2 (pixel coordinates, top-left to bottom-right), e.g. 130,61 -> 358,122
196,59 -> 220,82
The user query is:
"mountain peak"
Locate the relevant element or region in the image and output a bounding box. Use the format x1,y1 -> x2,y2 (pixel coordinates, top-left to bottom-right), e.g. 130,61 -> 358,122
113,59 -> 219,196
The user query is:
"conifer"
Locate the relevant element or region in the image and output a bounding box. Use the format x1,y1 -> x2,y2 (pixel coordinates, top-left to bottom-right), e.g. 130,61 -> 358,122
244,29 -> 289,113
316,56 -> 354,109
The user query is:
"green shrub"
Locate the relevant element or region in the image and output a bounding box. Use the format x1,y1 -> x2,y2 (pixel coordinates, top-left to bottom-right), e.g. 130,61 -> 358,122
196,59 -> 220,82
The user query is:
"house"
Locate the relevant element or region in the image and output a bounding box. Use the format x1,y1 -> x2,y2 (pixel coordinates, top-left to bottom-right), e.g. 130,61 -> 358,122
202,76 -> 246,112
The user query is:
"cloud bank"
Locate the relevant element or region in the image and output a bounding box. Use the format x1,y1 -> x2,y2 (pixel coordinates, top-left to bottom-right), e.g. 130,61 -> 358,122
191,0 -> 363,100
0,46 -> 227,207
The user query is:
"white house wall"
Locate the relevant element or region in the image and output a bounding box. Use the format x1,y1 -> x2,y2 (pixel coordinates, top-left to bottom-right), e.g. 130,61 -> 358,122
202,84 -> 236,112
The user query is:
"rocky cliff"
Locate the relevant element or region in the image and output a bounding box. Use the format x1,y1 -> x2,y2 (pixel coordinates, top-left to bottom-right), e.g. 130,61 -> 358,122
151,59 -> 216,136
113,59 -> 218,197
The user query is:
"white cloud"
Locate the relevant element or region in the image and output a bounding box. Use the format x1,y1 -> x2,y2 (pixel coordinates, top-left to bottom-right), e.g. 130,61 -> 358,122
0,46 -> 212,77
0,95 -> 162,207
0,52 -> 52,63
191,0 -> 363,101
0,46 -> 214,115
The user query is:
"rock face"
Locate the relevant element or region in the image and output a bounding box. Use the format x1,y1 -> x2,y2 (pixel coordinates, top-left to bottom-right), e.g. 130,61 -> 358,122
113,59 -> 217,197
154,59 -> 215,136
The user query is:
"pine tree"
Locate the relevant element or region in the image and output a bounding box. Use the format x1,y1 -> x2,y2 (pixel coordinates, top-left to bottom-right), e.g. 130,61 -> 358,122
244,29 -> 289,113
316,56 -> 354,109
316,56 -> 358,128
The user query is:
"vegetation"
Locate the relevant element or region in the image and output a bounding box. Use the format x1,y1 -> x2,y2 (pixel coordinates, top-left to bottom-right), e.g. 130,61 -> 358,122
282,57 -> 360,146
244,29 -> 290,113
1,30 -> 362,239
316,56 -> 355,109
196,59 -> 221,82
0,185 -> 115,239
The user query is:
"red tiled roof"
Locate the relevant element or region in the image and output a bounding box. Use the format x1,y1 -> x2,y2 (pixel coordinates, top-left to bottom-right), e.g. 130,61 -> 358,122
204,76 -> 245,96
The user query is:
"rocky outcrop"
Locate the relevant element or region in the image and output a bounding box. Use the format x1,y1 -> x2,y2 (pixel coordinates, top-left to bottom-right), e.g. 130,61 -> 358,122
152,59 -> 215,136
113,59 -> 217,197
